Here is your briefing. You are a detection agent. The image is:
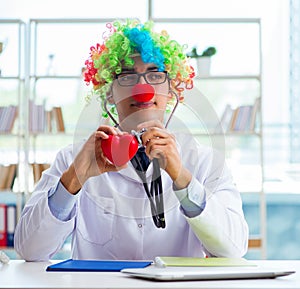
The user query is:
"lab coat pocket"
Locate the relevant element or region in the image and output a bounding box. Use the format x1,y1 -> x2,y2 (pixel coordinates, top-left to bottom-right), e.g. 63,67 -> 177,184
77,195 -> 115,246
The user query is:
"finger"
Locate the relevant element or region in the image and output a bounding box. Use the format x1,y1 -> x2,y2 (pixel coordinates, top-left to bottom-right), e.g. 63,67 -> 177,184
151,149 -> 166,162
95,126 -> 120,139
103,161 -> 128,172
96,125 -> 115,133
95,131 -> 110,139
147,147 -> 167,168
144,139 -> 167,157
142,129 -> 170,146
146,137 -> 167,147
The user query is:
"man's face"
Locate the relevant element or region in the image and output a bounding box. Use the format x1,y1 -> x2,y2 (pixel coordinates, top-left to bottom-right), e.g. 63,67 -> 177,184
111,56 -> 170,132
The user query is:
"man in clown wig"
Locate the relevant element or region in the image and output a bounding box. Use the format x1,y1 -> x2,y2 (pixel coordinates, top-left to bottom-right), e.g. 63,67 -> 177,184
15,19 -> 249,261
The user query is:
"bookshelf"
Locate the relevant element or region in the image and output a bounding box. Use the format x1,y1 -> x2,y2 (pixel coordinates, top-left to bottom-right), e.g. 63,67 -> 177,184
152,18 -> 266,258
26,19 -> 112,191
0,19 -> 26,250
0,17 -> 266,258
190,91 -> 265,258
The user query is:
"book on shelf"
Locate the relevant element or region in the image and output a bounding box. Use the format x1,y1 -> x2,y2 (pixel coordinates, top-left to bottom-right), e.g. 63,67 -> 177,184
217,98 -> 260,133
0,203 -> 17,247
215,104 -> 234,133
29,100 -> 46,133
46,110 -> 52,132
249,97 -> 260,131
31,163 -> 50,184
237,105 -> 253,131
29,100 -> 65,133
230,105 -> 253,132
0,203 -> 7,246
0,164 -> 17,191
6,203 -> 16,247
0,105 -> 18,133
52,106 -> 65,132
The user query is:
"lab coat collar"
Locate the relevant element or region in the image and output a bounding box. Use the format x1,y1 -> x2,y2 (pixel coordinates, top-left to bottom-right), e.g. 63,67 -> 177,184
118,160 -> 155,183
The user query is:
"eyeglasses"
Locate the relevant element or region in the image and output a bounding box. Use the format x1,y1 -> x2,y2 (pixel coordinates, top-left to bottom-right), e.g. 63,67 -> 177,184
116,71 -> 168,87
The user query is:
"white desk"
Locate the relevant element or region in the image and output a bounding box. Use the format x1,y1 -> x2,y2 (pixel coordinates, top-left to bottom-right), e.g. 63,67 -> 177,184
0,260 -> 299,289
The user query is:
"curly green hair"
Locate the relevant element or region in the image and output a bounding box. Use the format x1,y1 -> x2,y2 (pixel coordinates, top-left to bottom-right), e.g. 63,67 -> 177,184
83,19 -> 195,112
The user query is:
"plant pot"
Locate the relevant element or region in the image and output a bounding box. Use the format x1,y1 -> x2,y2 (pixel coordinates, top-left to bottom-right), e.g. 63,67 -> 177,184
196,56 -> 211,76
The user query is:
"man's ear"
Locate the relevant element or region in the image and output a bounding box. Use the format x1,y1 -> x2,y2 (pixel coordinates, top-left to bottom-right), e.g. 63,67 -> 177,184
107,94 -> 115,104
106,86 -> 115,104
168,80 -> 175,100
168,88 -> 176,100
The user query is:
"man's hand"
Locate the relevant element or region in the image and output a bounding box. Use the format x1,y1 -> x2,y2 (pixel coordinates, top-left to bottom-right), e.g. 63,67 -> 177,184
137,120 -> 192,189
61,125 -> 127,194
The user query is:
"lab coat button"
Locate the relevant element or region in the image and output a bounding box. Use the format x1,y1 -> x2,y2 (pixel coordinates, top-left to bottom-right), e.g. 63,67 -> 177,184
138,224 -> 143,228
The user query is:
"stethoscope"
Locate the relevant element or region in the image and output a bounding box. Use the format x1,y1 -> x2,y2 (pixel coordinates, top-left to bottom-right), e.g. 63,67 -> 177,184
103,81 -> 180,228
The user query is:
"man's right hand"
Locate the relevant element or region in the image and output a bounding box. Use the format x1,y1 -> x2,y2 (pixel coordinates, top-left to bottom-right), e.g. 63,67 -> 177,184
60,125 -> 127,194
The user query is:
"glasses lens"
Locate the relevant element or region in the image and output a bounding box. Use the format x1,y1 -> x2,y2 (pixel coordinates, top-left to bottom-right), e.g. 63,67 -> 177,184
117,71 -> 167,86
117,74 -> 139,86
145,72 -> 167,85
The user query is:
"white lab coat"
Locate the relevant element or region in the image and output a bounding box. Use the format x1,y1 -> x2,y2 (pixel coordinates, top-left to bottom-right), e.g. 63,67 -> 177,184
14,132 -> 249,261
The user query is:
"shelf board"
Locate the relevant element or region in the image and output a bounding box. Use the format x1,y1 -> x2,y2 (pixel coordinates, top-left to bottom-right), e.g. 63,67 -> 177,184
30,18 -> 116,24
152,18 -> 261,24
194,75 -> 261,80
192,131 -> 262,137
29,132 -> 73,137
0,189 -> 14,194
28,75 -> 261,81
0,76 -> 24,80
30,75 -> 82,80
0,132 -> 22,137
0,19 -> 25,24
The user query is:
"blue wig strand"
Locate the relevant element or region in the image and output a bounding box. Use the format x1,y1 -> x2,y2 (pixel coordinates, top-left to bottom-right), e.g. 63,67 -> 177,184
124,27 -> 165,71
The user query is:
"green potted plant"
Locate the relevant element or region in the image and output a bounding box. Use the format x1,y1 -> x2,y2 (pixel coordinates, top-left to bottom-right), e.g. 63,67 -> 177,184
187,46 -> 217,76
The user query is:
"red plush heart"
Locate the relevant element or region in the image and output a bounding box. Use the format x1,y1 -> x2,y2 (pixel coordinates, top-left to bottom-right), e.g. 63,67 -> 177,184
132,83 -> 155,102
101,134 -> 139,167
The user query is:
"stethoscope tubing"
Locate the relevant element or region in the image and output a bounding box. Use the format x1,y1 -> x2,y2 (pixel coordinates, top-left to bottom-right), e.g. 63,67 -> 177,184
102,85 -> 180,228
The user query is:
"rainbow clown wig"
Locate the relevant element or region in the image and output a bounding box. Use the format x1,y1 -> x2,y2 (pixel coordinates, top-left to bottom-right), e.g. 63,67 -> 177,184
83,19 -> 195,111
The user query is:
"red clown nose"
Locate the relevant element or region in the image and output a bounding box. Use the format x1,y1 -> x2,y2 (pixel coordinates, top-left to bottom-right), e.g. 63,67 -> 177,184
132,83 -> 155,102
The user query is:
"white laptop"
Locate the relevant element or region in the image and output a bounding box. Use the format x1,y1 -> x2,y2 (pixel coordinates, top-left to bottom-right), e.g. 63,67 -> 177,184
121,266 -> 295,281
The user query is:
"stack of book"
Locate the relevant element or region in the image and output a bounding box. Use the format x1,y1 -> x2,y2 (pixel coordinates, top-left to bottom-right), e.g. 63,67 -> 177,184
0,202 -> 16,247
0,105 -> 18,133
0,164 -> 17,191
216,98 -> 260,133
29,100 -> 65,133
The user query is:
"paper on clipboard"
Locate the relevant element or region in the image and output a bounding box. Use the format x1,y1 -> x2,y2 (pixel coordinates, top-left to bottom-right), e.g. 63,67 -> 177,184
154,257 -> 256,267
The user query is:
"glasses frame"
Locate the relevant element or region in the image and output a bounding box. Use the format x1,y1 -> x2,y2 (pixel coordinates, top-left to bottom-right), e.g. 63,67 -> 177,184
115,71 -> 168,87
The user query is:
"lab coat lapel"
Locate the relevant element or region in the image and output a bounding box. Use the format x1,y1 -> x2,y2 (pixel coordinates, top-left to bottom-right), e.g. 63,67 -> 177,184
118,161 -> 155,182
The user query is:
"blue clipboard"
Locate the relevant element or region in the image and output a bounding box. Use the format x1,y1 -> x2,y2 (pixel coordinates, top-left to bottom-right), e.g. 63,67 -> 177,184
46,259 -> 152,272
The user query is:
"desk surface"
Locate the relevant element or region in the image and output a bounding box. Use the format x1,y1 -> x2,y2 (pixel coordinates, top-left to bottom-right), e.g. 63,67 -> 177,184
0,260 -> 299,289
